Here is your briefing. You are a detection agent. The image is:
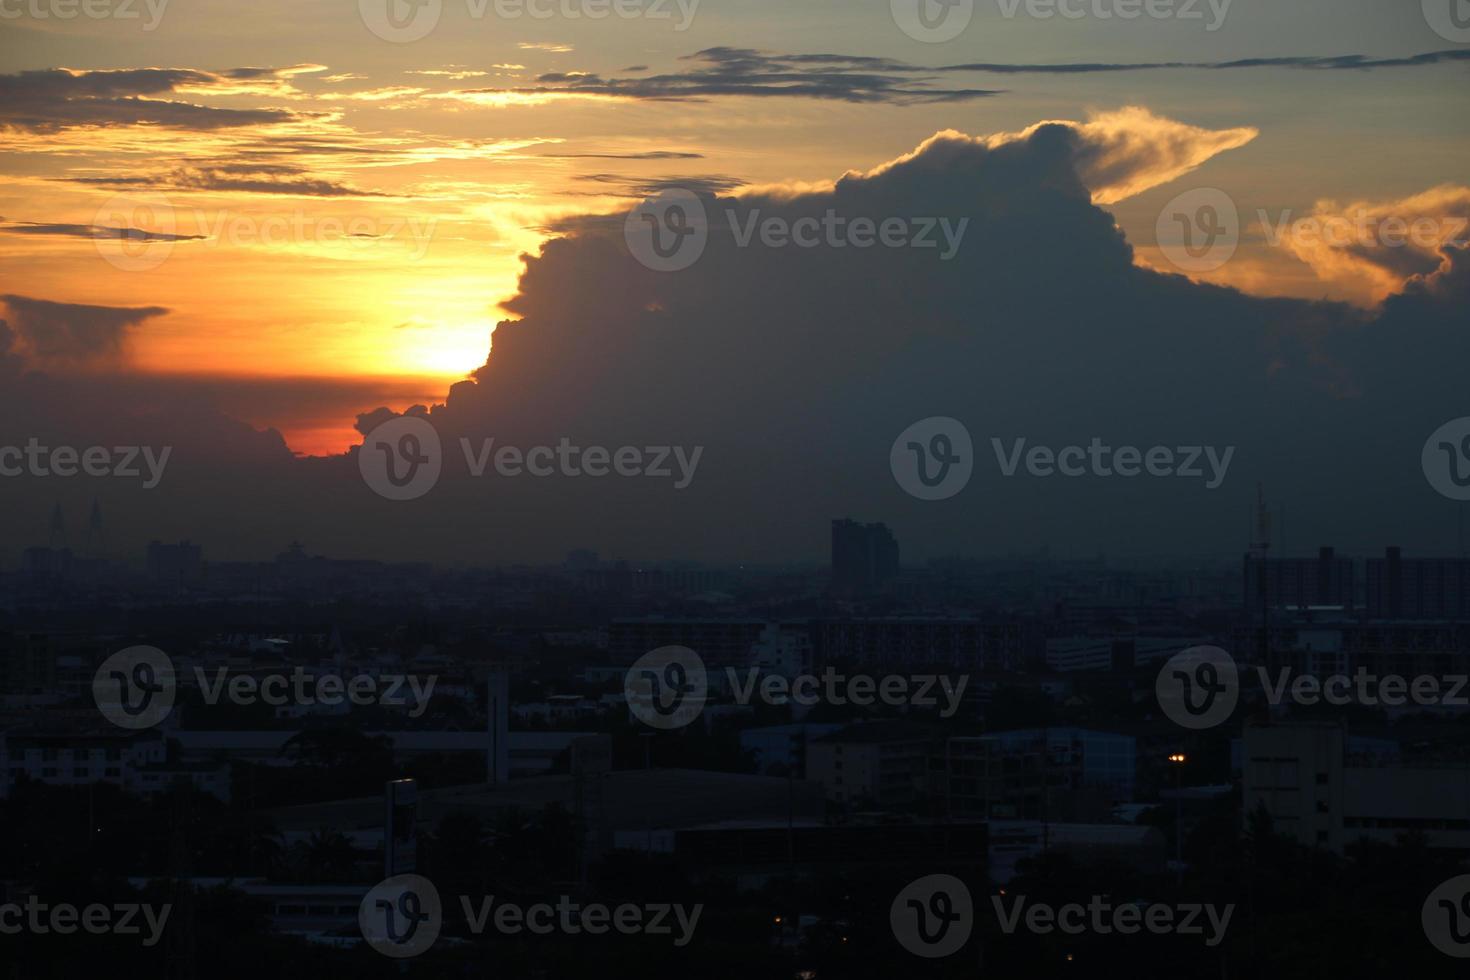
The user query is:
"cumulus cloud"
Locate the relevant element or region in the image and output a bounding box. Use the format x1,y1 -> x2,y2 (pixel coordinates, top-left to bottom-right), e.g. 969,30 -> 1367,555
780,108 -> 1256,206
1262,186 -> 1470,303
2,109 -> 1466,564
1036,107 -> 1257,204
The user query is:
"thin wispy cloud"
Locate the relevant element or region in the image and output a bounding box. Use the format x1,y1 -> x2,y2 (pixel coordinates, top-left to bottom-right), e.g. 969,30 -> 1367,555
450,47 -> 1470,107
0,67 -> 318,132
475,48 -> 1002,105
936,49 -> 1470,74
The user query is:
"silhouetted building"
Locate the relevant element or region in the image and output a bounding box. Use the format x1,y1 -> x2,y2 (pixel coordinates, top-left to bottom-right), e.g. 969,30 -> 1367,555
148,539 -> 204,590
806,721 -> 934,807
1365,547 -> 1470,620
1243,720 -> 1470,854
1243,546 -> 1354,617
608,618 -> 767,669
830,519 -> 899,593
813,616 -> 1030,671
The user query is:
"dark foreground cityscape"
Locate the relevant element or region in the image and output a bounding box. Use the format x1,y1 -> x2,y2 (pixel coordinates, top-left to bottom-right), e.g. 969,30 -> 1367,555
2,497 -> 1468,977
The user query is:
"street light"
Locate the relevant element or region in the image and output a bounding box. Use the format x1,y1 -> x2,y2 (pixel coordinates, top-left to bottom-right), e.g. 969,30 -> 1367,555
1167,753 -> 1187,884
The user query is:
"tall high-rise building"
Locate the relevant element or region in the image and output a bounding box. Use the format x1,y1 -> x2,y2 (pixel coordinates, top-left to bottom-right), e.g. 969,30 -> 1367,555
148,540 -> 204,590
1365,546 -> 1470,619
85,499 -> 105,558
1242,545 -> 1354,615
830,519 -> 900,593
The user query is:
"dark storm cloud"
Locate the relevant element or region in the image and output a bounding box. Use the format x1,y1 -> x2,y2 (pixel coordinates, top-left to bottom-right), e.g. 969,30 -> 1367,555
0,295 -> 169,367
2,116 -> 1467,564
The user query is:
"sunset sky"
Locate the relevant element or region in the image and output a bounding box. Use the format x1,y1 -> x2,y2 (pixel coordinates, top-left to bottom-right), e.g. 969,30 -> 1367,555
2,0 -> 1467,457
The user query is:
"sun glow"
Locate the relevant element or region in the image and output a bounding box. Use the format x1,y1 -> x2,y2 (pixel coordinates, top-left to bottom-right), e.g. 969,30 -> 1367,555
392,319 -> 496,378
